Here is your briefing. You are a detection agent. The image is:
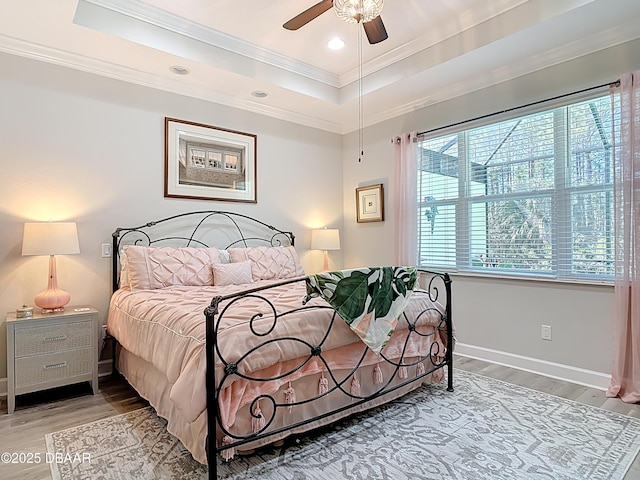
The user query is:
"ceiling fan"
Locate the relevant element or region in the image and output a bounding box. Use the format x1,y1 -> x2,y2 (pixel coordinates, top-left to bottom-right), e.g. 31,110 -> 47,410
283,0 -> 388,45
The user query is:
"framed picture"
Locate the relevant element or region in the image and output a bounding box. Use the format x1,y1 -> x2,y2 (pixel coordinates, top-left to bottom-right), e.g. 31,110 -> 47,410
164,117 -> 257,203
356,183 -> 385,223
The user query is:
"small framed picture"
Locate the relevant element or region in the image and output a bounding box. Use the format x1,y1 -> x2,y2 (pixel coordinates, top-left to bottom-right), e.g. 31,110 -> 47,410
356,183 -> 384,223
164,117 -> 257,203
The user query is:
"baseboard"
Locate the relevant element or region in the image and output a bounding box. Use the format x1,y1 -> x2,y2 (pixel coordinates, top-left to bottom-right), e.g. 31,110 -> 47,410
0,349 -> 612,396
455,343 -> 611,391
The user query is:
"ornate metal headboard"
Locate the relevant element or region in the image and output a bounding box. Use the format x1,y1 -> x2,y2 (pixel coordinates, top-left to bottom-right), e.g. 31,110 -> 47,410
111,211 -> 295,292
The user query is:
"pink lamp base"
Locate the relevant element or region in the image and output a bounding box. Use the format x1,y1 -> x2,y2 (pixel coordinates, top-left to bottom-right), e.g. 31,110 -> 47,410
34,255 -> 71,312
34,288 -> 70,313
322,250 -> 330,272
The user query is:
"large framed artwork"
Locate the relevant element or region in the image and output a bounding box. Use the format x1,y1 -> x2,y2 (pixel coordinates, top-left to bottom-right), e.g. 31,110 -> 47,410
164,117 -> 257,203
356,183 -> 385,223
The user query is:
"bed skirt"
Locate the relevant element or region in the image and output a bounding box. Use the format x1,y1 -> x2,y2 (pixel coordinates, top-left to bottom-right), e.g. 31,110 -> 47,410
116,346 -> 443,465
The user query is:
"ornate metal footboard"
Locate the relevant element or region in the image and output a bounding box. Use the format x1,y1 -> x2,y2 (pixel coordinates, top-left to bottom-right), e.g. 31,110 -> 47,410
205,270 -> 453,479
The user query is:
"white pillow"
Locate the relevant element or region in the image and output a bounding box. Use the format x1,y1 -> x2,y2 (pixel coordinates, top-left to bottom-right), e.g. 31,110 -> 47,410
218,249 -> 230,263
213,261 -> 253,286
119,248 -> 131,288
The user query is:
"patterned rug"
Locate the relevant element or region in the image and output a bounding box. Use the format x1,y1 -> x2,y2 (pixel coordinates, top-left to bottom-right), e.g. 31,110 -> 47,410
45,370 -> 640,480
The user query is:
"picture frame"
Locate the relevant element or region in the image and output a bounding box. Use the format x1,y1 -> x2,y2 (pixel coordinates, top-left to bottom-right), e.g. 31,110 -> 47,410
164,117 -> 257,203
356,183 -> 385,223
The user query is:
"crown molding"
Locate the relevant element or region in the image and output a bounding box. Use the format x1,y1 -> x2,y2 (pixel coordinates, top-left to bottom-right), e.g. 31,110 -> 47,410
82,0 -> 341,88
340,20 -> 640,133
2,0 -> 638,137
0,33 -> 344,134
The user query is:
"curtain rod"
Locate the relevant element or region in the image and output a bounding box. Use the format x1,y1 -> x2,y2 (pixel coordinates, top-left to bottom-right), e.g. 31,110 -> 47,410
416,79 -> 620,138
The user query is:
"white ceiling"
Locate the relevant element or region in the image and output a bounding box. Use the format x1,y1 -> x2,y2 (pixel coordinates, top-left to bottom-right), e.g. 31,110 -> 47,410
1,0 -> 639,133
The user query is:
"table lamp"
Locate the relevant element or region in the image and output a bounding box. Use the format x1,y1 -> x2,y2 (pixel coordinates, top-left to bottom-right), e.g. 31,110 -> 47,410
311,228 -> 340,272
22,222 -> 80,312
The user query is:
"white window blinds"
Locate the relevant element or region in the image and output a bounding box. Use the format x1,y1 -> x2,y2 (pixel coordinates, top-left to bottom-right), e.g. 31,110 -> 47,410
417,94 -> 616,281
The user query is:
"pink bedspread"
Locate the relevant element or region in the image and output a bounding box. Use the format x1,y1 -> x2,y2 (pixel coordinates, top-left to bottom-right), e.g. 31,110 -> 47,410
107,279 -> 446,452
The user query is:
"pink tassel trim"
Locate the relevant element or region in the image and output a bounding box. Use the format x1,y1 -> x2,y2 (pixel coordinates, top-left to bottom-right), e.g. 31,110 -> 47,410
252,400 -> 266,433
416,362 -> 425,377
350,377 -> 361,396
399,366 -> 408,379
221,435 -> 235,461
373,364 -> 383,385
319,374 -> 329,395
284,381 -> 296,413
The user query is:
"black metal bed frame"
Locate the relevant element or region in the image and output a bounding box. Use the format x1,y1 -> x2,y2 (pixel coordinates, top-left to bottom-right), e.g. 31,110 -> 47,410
111,210 -> 295,293
110,211 -> 453,480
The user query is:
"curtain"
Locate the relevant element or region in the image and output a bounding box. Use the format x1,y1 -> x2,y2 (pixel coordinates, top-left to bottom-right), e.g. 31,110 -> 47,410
607,72 -> 640,403
392,132 -> 418,266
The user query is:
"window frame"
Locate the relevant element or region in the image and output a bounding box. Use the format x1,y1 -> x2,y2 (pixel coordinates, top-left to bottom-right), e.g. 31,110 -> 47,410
416,90 -> 615,284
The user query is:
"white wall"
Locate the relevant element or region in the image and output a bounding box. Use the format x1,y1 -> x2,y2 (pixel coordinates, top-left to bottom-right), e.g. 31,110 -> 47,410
342,38 -> 640,388
0,52 -> 343,380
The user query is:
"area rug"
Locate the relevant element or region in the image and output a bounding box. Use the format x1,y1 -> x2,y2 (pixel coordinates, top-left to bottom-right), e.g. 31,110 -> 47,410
46,370 -> 640,479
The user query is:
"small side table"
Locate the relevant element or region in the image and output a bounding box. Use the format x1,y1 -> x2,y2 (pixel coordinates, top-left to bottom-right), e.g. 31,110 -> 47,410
6,306 -> 99,414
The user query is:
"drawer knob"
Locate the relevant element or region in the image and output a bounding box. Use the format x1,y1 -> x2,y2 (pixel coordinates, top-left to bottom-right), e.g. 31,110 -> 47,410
43,335 -> 68,342
43,362 -> 67,370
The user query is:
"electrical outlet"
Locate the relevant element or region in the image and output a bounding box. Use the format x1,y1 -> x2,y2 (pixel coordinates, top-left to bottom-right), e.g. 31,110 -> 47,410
101,243 -> 112,258
541,325 -> 552,341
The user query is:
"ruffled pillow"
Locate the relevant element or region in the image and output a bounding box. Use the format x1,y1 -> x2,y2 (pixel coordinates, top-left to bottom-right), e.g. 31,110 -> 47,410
123,245 -> 221,290
228,246 -> 304,281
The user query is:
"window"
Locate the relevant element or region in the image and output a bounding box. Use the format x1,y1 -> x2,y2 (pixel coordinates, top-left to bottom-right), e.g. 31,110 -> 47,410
187,144 -> 243,172
207,152 -> 223,169
418,94 -> 617,282
190,149 -> 206,168
224,154 -> 239,171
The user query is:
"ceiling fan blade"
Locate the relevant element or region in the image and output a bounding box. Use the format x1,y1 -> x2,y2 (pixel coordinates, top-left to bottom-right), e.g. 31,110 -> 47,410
363,16 -> 388,44
283,0 -> 333,30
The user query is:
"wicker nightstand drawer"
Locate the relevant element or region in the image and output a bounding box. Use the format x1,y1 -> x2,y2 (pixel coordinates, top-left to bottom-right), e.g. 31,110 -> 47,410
14,348 -> 93,389
14,321 -> 92,357
6,306 -> 99,414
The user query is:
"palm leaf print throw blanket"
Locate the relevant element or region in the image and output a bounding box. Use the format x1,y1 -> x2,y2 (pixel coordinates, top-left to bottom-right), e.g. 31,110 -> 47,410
303,267 -> 418,354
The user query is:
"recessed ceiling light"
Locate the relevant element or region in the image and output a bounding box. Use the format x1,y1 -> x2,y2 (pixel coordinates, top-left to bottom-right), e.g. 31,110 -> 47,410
169,66 -> 190,75
251,91 -> 268,98
328,37 -> 345,50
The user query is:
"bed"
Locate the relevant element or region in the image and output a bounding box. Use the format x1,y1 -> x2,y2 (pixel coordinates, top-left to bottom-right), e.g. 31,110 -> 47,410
106,211 -> 453,479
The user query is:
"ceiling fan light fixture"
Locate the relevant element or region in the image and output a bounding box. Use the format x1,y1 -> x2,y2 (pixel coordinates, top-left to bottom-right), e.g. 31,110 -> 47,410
334,0 -> 384,24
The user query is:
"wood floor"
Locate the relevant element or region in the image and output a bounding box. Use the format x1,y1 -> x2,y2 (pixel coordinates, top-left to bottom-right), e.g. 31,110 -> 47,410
1,357 -> 639,480
0,375 -> 148,480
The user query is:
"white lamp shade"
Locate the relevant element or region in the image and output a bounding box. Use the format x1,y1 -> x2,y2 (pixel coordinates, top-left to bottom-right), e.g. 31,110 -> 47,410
311,229 -> 341,251
22,222 -> 80,256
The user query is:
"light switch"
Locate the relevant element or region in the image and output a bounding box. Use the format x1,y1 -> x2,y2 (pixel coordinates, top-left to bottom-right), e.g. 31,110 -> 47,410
101,243 -> 112,258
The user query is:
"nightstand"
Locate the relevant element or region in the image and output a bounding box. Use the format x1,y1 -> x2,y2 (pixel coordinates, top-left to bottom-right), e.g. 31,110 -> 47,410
6,306 -> 99,414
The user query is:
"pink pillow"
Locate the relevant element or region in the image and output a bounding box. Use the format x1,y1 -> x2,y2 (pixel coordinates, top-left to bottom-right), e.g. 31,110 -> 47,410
213,261 -> 253,286
123,245 -> 221,290
227,246 -> 305,281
